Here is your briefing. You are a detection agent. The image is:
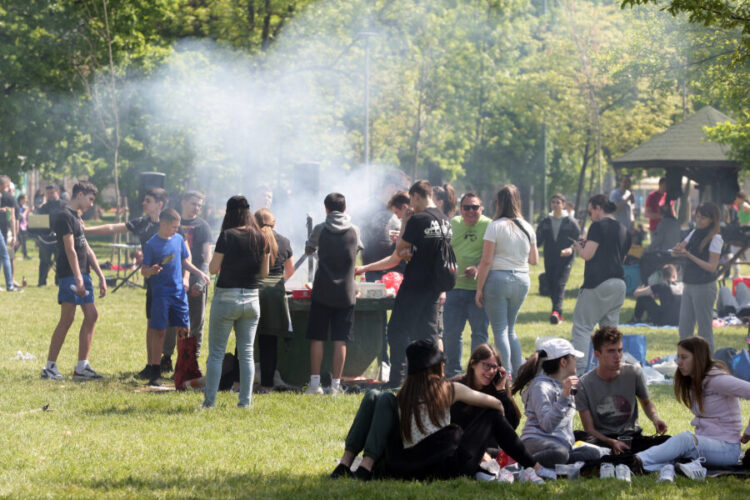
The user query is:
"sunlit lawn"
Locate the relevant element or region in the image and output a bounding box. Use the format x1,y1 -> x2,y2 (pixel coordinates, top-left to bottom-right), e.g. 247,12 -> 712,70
1,238 -> 749,498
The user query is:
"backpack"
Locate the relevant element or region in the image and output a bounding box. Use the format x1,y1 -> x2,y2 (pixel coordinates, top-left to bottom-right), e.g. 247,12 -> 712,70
427,212 -> 457,292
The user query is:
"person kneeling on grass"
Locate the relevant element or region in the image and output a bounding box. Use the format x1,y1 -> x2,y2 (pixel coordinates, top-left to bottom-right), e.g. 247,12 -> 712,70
633,337 -> 750,482
331,339 -> 555,483
512,338 -> 601,468
141,209 -> 209,387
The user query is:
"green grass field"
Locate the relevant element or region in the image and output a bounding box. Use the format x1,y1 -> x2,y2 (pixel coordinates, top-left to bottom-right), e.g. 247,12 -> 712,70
2,237 -> 749,498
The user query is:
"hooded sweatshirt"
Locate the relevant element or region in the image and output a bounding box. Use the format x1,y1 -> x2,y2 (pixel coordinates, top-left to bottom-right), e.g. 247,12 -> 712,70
306,211 -> 363,308
520,373 -> 577,449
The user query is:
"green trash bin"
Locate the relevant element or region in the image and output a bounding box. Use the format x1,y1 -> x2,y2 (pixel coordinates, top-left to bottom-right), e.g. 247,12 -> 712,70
277,296 -> 395,386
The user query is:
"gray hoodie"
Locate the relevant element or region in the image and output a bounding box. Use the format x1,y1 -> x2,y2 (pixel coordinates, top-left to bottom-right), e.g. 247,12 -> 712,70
306,212 -> 363,252
520,373 -> 577,449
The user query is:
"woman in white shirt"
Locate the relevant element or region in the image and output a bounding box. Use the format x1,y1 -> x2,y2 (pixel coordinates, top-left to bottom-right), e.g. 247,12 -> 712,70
671,202 -> 723,352
475,185 -> 538,376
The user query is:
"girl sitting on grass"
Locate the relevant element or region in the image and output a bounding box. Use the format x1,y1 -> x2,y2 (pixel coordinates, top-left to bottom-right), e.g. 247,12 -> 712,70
332,339 -> 554,483
511,338 -> 601,467
634,337 -> 750,481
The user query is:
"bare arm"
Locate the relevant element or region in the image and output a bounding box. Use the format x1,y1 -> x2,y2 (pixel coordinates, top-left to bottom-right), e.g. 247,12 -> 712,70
638,396 -> 667,434
86,243 -> 107,297
182,257 -> 209,284
355,238 -> 410,275
62,234 -> 85,295
452,382 -> 504,415
208,252 -> 223,275
84,222 -> 128,235
283,257 -> 295,281
574,240 -> 599,261
579,410 -> 621,451
475,240 -> 495,307
684,250 -> 721,273
633,285 -> 653,298
259,252 -> 270,278
528,243 -> 538,266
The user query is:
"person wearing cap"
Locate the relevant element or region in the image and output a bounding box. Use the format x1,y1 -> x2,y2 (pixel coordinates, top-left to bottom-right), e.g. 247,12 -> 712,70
511,338 -> 599,467
574,326 -> 669,454
331,339 -> 554,482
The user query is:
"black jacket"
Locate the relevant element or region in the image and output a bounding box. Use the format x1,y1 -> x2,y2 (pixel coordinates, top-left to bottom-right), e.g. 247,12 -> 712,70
536,214 -> 580,268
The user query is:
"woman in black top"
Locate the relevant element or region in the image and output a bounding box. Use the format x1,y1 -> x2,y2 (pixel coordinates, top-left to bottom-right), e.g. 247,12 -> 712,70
255,208 -> 295,392
202,196 -> 270,409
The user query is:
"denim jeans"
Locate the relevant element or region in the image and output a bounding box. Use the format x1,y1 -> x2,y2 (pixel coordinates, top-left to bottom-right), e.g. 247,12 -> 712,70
203,288 -> 260,407
636,431 -> 741,472
482,270 -> 529,376
0,231 -> 12,289
443,288 -> 489,377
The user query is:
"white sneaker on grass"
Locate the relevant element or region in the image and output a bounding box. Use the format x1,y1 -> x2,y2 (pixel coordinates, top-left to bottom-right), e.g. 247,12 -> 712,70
497,468 -> 515,483
519,467 -> 544,484
657,464 -> 675,483
535,466 -> 557,480
73,366 -> 104,380
304,385 -> 324,395
599,462 -> 615,479
615,464 -> 631,482
677,458 -> 706,481
41,366 -> 64,380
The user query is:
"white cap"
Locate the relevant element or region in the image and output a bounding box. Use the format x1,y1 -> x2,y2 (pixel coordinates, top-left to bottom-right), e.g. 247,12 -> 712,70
539,338 -> 584,360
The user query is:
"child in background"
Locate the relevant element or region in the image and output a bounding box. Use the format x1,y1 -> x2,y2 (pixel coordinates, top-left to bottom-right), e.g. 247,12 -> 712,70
141,209 -> 209,386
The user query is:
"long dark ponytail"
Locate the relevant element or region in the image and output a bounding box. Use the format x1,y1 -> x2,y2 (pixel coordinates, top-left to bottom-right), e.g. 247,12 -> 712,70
511,350 -> 563,395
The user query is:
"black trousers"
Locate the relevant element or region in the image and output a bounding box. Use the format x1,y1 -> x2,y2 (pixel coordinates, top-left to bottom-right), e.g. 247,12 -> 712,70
38,240 -> 56,286
386,288 -> 440,386
386,409 -> 535,480
545,259 -> 573,314
257,334 -> 277,387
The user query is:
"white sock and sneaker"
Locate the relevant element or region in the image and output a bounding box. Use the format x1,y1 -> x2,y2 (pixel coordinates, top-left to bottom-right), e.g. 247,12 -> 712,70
330,378 -> 342,395
73,360 -> 103,380
41,361 -> 64,380
657,464 -> 675,483
305,375 -> 324,395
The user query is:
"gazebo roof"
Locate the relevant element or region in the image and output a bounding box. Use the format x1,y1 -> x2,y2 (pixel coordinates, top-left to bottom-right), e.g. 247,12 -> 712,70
612,106 -> 740,169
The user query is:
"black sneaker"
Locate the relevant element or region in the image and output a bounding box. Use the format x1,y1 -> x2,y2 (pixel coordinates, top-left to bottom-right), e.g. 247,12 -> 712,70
160,355 -> 173,373
353,467 -> 372,481
330,463 -> 353,479
136,364 -> 150,380
148,365 -> 162,387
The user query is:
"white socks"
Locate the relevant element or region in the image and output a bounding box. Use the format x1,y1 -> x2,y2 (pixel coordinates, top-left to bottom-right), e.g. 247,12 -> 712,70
46,360 -> 57,370
75,360 -> 89,372
331,378 -> 341,391
309,374 -> 321,388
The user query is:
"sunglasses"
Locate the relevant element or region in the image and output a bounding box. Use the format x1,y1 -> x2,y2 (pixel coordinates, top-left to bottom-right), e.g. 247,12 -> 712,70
480,361 -> 499,371
462,204 -> 481,211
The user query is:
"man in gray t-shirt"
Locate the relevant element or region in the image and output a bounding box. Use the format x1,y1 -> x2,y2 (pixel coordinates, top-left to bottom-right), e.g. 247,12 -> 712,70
575,326 -> 669,454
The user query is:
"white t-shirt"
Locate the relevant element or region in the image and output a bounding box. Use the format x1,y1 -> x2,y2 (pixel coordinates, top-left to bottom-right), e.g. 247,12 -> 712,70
483,217 -> 536,272
683,230 -> 724,254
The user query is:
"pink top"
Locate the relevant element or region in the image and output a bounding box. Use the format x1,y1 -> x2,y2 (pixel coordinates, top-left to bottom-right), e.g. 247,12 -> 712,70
690,368 -> 750,443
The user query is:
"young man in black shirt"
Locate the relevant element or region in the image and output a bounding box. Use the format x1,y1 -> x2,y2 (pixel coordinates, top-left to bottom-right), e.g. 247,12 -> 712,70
162,190 -> 212,369
356,180 -> 451,387
41,181 -> 107,381
85,188 -> 168,376
304,193 -> 363,395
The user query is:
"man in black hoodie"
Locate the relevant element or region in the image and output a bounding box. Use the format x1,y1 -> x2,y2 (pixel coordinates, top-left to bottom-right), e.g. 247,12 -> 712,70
304,193 -> 363,395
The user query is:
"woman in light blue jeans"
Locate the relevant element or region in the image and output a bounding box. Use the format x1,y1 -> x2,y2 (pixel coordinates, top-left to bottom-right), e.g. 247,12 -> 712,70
476,185 -> 537,376
634,337 -> 750,478
202,196 -> 271,408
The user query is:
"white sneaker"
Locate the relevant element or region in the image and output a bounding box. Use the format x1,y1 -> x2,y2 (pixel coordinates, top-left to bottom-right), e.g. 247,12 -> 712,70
41,366 -> 64,380
519,467 -> 544,484
615,464 -> 631,482
600,462 -> 615,479
304,385 -> 324,395
73,366 -> 104,380
677,458 -> 706,481
497,468 -> 515,483
329,386 -> 343,396
657,464 -> 675,483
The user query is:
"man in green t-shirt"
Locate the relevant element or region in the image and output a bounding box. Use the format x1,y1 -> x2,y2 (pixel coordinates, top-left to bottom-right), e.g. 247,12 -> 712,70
444,192 -> 492,377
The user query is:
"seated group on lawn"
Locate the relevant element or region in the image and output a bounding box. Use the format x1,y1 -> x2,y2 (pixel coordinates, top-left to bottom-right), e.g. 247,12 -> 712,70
333,328 -> 750,483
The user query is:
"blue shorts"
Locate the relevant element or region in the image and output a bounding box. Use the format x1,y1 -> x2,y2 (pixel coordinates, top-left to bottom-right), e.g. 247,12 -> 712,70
58,275 -> 95,305
149,293 -> 190,330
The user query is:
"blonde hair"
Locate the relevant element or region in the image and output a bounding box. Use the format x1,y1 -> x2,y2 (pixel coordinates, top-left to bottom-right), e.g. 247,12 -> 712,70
254,208 -> 278,265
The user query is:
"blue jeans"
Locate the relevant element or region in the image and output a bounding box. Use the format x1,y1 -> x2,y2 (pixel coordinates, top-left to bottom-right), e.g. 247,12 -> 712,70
443,288 -> 489,377
636,431 -> 741,472
483,270 -> 529,376
0,231 -> 12,289
203,288 -> 260,408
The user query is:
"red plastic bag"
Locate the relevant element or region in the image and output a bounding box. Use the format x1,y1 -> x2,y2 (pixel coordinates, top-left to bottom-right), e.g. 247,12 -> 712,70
381,271 -> 404,293
174,336 -> 202,391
